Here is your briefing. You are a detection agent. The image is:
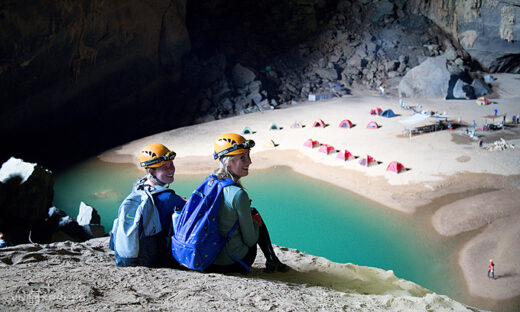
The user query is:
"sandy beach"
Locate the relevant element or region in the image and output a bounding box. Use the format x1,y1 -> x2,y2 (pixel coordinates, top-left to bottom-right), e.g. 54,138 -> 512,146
98,74 -> 520,309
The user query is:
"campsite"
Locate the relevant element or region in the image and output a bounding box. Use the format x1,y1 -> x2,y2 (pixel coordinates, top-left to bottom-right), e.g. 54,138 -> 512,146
2,74 -> 518,312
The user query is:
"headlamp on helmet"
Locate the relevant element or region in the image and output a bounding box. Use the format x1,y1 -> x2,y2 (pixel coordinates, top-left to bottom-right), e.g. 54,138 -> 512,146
213,133 -> 255,160
139,143 -> 176,168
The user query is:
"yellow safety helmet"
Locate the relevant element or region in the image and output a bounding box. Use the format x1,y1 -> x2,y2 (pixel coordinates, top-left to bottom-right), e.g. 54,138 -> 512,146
213,133 -> 255,160
139,143 -> 176,168
489,259 -> 493,262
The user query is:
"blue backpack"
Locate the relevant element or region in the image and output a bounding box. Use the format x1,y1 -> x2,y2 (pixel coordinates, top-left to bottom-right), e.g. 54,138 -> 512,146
171,174 -> 248,272
109,180 -> 173,267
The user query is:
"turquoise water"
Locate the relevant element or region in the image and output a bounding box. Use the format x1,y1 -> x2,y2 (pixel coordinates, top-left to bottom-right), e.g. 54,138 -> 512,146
54,158 -> 462,298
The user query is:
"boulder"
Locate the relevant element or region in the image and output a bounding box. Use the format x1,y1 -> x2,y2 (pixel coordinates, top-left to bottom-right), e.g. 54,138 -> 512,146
257,99 -> 272,111
82,225 -> 106,238
315,68 -> 338,81
446,72 -> 473,100
30,207 -> 91,243
220,98 -> 234,113
0,157 -> 54,244
246,92 -> 263,105
77,202 -> 101,226
462,84 -> 477,100
398,55 -> 450,99
471,79 -> 492,97
452,79 -> 469,99
247,81 -> 262,94
232,64 -> 256,88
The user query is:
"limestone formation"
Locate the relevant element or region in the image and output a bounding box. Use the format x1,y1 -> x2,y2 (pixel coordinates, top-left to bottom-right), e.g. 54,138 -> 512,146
1,0 -> 517,167
0,157 -> 54,244
398,55 -> 450,99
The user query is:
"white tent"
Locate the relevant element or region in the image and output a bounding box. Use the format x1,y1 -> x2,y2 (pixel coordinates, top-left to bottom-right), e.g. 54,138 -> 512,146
398,114 -> 430,126
399,114 -> 430,140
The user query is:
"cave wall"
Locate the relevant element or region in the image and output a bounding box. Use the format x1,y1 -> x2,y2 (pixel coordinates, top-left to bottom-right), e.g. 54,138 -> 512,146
406,0 -> 520,72
0,0 -> 191,168
1,0 -> 518,168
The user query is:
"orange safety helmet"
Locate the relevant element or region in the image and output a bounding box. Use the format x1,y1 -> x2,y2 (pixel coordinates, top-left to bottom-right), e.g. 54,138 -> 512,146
213,133 -> 255,160
139,143 -> 176,168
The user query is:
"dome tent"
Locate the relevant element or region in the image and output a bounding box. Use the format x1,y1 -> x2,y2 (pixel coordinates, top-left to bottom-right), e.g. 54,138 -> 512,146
303,139 -> 320,148
312,119 -> 326,128
336,149 -> 354,161
241,126 -> 253,135
366,121 -> 379,129
359,155 -> 377,167
318,144 -> 335,155
339,119 -> 353,128
386,161 -> 406,173
381,109 -> 396,118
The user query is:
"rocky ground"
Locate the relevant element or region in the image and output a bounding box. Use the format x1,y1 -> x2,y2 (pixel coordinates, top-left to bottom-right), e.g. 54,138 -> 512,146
0,238 -> 477,311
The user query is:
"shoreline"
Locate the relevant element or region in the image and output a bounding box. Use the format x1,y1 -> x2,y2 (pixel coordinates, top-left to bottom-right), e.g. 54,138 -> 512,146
98,76 -> 520,309
99,149 -> 519,307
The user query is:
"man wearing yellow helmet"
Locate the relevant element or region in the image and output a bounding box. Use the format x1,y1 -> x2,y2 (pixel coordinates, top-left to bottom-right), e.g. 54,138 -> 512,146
137,143 -> 186,267
207,133 -> 288,273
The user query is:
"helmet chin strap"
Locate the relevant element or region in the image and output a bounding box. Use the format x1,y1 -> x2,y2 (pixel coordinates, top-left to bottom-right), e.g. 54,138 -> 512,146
147,171 -> 169,187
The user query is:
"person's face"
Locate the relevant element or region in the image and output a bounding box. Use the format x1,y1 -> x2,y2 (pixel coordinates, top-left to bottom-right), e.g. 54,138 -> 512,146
151,160 -> 175,184
228,151 -> 252,178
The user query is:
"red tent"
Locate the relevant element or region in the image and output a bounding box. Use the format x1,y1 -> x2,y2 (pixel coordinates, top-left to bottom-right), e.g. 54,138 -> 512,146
366,121 -> 379,129
370,108 -> 383,115
476,96 -> 490,106
318,144 -> 335,154
386,161 -> 405,173
359,155 -> 377,167
312,119 -> 326,128
338,119 -> 353,128
336,149 -> 354,161
303,139 -> 320,148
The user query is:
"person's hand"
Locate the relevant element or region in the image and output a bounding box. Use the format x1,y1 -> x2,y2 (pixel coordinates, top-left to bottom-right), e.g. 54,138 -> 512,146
251,213 -> 263,227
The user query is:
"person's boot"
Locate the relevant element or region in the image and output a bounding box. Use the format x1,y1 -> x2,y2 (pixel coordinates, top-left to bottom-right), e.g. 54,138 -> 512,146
257,222 -> 289,273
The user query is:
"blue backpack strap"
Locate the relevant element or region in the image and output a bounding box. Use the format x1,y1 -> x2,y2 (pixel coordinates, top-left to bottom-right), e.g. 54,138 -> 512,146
218,176 -> 250,273
225,221 -> 250,274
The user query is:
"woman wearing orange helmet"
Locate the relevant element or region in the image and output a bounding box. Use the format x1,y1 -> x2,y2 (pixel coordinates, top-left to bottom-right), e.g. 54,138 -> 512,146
207,133 -> 288,273
137,143 -> 186,267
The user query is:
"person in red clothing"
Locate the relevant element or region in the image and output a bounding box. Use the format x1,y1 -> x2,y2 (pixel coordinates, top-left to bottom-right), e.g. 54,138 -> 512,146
488,259 -> 495,279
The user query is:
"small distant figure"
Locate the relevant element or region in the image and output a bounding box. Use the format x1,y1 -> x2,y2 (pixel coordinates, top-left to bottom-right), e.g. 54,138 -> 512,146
479,139 -> 483,148
513,115 -> 517,124
379,86 -> 385,95
472,120 -> 477,129
494,109 -> 498,116
503,114 -> 506,124
488,259 -> 495,279
517,113 -> 520,124
0,233 -> 7,248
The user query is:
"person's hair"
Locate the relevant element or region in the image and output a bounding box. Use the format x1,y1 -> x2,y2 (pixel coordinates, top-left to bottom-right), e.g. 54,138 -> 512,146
213,156 -> 244,188
140,168 -> 166,186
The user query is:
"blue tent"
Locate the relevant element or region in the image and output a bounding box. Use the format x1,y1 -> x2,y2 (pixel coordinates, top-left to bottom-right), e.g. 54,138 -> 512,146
381,109 -> 396,118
